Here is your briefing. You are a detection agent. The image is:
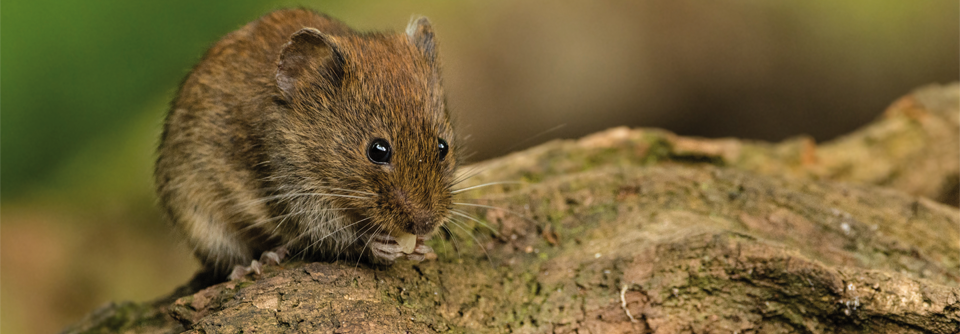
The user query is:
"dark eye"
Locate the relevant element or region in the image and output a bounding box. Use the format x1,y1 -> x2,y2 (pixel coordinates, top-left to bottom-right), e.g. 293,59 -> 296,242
367,139 -> 391,164
438,138 -> 449,161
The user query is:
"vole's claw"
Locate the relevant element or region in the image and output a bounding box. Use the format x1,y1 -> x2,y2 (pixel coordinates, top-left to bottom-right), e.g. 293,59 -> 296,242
228,259 -> 261,280
260,247 -> 287,265
405,252 -> 426,261
229,264 -> 252,280
261,252 -> 281,265
370,233 -> 404,263
229,246 -> 288,280
370,233 -> 436,263
405,238 -> 435,262
249,259 -> 263,275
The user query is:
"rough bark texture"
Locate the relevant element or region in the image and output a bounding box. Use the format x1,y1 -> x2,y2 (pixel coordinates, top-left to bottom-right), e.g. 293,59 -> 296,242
64,83 -> 959,333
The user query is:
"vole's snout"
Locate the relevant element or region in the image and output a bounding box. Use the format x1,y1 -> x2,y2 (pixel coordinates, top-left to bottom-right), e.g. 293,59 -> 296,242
406,211 -> 436,235
389,187 -> 441,235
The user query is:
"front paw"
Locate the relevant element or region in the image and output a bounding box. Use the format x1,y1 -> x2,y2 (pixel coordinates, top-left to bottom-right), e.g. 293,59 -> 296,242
369,234 -> 434,263
403,235 -> 434,261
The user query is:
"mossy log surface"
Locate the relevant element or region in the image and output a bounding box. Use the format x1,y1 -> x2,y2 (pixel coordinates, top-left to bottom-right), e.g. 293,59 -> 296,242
64,83 -> 959,333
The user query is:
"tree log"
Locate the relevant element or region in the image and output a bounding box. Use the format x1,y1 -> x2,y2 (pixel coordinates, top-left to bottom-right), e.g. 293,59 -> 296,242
63,83 -> 959,333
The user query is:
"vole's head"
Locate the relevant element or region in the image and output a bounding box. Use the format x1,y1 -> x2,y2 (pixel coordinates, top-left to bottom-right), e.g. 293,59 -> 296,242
268,17 -> 456,240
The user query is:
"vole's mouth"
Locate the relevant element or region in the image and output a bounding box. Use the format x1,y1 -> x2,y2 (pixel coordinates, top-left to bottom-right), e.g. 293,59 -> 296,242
368,231 -> 434,264
391,231 -> 418,254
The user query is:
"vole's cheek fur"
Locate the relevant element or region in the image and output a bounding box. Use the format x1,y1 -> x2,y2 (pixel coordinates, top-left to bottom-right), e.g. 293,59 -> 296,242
155,8 -> 457,277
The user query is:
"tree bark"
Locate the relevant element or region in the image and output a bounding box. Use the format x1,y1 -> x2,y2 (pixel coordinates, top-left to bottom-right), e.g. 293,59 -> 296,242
64,83 -> 959,334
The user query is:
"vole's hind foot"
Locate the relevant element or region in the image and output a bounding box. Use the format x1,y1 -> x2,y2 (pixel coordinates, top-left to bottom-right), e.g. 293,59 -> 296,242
228,259 -> 261,280
260,247 -> 288,265
228,247 -> 289,280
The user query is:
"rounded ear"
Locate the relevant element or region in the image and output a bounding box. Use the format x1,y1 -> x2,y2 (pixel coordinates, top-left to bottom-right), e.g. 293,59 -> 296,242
406,16 -> 438,63
276,28 -> 344,100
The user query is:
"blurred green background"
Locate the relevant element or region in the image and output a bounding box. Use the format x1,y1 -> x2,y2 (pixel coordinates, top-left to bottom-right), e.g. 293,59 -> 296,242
1,1 -> 957,333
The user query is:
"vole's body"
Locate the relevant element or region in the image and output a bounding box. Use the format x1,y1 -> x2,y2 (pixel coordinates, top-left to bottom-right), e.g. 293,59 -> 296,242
155,9 -> 456,277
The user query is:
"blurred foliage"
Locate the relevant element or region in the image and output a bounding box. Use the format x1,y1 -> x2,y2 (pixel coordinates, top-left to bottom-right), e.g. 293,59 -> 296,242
1,0 -> 277,199
0,2 -> 279,333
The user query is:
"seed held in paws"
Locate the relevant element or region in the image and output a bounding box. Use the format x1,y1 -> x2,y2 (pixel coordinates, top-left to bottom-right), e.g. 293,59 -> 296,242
395,232 -> 417,254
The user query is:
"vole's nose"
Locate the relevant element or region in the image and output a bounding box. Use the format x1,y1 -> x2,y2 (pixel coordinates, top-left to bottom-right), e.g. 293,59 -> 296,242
390,188 -> 438,235
405,209 -> 436,235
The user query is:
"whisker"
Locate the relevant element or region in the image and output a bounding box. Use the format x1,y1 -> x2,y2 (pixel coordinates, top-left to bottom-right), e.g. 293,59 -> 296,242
337,220 -> 377,260
450,209 -> 499,235
354,224 -> 384,272
234,208 -> 311,234
242,183 -> 376,196
291,216 -> 370,260
310,187 -> 376,196
266,207 -> 351,224
460,150 -> 479,161
441,225 -> 462,262
269,208 -> 298,235
451,124 -> 565,188
449,219 -> 496,265
450,197 -> 497,202
248,175 -> 376,195
452,181 -> 522,194
450,164 -> 487,186
453,201 -> 540,225
232,206 -> 365,237
321,216 -> 370,246
288,218 -> 341,260
219,191 -> 370,218
258,192 -> 371,202
500,123 -> 566,154
436,226 -> 450,259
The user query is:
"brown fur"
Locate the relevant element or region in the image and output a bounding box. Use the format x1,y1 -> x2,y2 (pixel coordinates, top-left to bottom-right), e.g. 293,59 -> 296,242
155,8 -> 457,275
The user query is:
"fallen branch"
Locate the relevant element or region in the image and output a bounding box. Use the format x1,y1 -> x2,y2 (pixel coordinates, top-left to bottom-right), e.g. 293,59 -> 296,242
64,83 -> 960,333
